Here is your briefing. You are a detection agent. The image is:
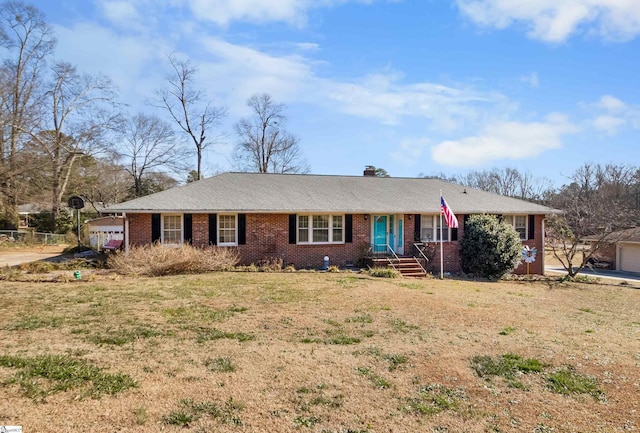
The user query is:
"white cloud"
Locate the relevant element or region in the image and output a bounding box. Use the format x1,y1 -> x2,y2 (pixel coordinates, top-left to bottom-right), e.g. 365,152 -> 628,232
323,71 -> 508,128
98,0 -> 140,26
187,0 -> 377,26
456,0 -> 640,42
593,115 -> 625,135
431,114 -> 578,167
597,95 -> 626,111
589,95 -> 640,134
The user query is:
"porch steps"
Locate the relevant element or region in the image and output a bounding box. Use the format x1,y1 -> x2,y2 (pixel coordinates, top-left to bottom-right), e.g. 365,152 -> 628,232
372,257 -> 427,278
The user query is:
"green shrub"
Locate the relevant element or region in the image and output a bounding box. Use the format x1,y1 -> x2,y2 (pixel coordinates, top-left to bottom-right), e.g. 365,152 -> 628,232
459,214 -> 523,279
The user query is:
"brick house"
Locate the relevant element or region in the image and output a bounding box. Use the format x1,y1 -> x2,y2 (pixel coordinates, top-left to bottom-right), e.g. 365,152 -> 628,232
106,170 -> 558,275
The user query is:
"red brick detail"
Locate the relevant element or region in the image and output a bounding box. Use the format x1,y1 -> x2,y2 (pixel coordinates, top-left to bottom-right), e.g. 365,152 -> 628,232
125,212 -> 548,274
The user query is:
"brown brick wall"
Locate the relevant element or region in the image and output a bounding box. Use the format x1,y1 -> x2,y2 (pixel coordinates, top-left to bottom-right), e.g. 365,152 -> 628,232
128,213 -> 152,246
125,212 -> 547,274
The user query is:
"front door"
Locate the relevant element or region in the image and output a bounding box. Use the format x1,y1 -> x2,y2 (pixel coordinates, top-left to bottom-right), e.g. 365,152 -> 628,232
373,215 -> 387,254
372,215 -> 404,255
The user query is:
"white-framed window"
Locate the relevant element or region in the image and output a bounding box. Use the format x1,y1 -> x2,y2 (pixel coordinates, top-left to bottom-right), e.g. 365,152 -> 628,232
218,214 -> 237,246
420,215 -> 452,242
162,214 -> 182,245
507,215 -> 528,240
297,214 -> 344,244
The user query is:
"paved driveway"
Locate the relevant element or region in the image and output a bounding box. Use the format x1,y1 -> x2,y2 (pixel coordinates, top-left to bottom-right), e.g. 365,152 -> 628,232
546,266 -> 640,287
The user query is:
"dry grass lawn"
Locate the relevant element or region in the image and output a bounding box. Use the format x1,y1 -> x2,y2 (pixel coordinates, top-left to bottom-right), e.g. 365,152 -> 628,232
0,271 -> 638,432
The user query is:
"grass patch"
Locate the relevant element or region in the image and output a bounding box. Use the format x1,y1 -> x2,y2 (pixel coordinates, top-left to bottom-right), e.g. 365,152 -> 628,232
0,354 -> 136,400
356,367 -> 391,389
205,357 -> 236,373
471,353 -> 547,380
498,326 -> 517,336
345,313 -> 373,324
164,398 -> 244,426
4,314 -> 64,330
402,383 -> 465,416
390,318 -> 419,333
546,366 -> 604,400
162,304 -> 247,324
87,325 -> 165,346
195,327 -> 255,343
383,353 -> 410,371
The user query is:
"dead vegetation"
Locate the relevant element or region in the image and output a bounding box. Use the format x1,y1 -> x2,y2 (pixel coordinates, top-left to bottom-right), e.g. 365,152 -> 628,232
0,272 -> 638,432
107,244 -> 240,276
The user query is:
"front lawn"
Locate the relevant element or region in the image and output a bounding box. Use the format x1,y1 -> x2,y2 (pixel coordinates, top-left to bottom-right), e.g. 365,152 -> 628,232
0,272 -> 638,432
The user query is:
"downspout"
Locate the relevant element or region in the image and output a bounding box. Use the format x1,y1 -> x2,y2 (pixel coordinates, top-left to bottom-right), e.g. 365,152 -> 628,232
123,212 -> 129,254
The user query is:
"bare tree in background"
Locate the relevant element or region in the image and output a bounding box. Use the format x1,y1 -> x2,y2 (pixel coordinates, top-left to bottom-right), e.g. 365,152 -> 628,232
546,162 -> 639,277
233,93 -> 309,174
157,55 -> 226,181
118,113 -> 187,198
24,62 -> 120,230
0,1 -> 55,228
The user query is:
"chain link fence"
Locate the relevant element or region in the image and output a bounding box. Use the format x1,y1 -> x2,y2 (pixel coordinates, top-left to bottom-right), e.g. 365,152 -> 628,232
0,230 -> 68,245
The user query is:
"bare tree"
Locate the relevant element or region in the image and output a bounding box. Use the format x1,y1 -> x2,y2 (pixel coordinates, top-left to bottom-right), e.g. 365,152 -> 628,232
233,93 -> 309,174
546,162 -> 639,277
24,62 -> 120,230
117,113 -> 188,197
156,55 -> 226,181
0,1 -> 55,228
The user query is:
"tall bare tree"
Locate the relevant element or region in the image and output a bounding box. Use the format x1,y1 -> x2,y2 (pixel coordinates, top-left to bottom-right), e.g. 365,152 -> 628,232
0,1 -> 55,228
118,113 -> 187,197
233,93 -> 309,174
24,62 -> 120,230
156,55 -> 226,181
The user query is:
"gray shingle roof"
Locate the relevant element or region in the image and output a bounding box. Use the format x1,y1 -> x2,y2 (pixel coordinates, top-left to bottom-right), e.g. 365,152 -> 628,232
106,172 -> 559,215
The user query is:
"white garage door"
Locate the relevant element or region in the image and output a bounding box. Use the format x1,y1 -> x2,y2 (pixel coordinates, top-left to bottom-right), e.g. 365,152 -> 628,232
620,243 -> 640,273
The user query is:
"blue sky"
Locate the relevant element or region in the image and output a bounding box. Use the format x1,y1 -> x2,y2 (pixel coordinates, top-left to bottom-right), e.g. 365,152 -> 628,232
32,0 -> 640,186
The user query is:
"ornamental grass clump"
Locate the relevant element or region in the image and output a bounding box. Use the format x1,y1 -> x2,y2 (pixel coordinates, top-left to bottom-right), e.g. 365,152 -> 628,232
107,244 -> 239,276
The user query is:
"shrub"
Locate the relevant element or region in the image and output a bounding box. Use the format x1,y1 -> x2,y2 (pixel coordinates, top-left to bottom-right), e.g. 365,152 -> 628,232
107,244 -> 239,276
459,214 -> 523,279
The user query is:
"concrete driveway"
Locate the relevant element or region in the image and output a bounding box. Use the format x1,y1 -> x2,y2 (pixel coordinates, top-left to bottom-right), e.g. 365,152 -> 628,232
546,266 -> 640,287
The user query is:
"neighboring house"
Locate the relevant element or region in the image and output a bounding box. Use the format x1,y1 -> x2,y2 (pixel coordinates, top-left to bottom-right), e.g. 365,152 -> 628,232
106,170 -> 559,275
85,216 -> 125,250
585,227 -> 640,273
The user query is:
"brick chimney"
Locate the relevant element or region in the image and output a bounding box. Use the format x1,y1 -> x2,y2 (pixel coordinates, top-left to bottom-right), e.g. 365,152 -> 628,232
363,165 -> 376,177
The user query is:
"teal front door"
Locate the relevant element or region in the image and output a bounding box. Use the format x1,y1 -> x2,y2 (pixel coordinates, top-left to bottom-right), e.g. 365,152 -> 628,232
373,215 -> 387,254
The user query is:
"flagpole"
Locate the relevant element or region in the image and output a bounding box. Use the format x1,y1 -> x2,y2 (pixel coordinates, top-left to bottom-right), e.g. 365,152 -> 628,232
440,190 -> 444,279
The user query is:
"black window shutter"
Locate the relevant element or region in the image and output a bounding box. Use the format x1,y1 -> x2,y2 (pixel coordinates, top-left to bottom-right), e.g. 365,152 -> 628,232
289,214 -> 297,244
451,227 -> 458,241
529,215 -> 535,240
208,214 -> 217,245
151,214 -> 161,243
184,214 -> 192,244
413,214 -> 421,241
345,214 -> 353,243
238,214 -> 246,245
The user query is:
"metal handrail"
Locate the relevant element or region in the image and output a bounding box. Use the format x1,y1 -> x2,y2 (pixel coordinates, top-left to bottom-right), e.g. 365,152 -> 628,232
412,243 -> 429,275
413,243 -> 430,263
386,244 -> 400,271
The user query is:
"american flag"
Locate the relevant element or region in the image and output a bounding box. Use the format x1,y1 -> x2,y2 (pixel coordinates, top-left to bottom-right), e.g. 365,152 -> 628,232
440,196 -> 459,229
